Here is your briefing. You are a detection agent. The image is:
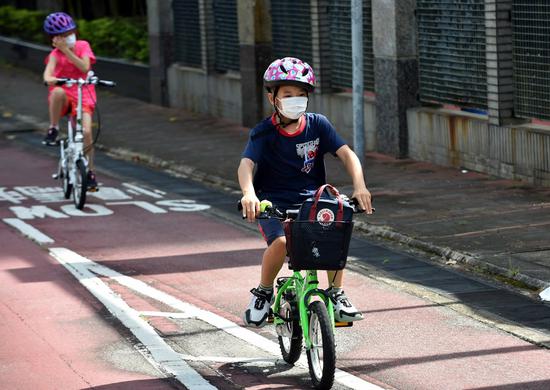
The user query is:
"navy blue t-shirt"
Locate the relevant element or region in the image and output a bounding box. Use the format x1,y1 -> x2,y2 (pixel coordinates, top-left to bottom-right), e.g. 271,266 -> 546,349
242,113 -> 346,207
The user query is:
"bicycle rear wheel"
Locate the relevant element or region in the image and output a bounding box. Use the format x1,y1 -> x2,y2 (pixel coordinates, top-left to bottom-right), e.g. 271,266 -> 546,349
277,292 -> 302,364
72,159 -> 87,209
306,301 -> 336,389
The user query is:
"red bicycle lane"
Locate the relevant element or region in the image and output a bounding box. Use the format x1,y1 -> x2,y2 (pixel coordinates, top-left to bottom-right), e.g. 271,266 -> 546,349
2,140 -> 550,389
0,223 -> 179,389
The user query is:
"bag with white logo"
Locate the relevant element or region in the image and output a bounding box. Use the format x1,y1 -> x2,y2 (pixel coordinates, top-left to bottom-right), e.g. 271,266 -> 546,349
283,184 -> 354,270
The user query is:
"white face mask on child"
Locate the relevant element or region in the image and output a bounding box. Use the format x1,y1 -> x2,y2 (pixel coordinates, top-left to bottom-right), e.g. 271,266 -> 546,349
65,34 -> 76,48
277,96 -> 308,120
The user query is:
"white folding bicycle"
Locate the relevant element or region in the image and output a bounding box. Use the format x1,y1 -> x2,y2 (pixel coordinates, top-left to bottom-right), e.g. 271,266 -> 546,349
51,71 -> 115,209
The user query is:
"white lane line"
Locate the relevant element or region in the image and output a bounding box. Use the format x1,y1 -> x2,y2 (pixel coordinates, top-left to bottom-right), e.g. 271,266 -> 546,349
49,248 -> 216,390
139,311 -> 196,319
2,218 -> 54,244
70,249 -> 384,390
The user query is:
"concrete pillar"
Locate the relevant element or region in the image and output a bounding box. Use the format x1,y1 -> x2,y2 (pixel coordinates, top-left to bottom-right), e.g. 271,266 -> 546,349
372,0 -> 418,158
485,0 -> 515,126
147,0 -> 173,106
237,0 -> 272,127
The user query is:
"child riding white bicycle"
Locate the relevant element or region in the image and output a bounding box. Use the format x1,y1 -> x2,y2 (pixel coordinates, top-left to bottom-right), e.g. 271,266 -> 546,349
42,11 -> 99,191
238,57 -> 374,327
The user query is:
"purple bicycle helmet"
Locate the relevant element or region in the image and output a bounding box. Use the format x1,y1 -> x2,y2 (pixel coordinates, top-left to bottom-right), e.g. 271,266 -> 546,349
43,12 -> 76,35
263,57 -> 316,93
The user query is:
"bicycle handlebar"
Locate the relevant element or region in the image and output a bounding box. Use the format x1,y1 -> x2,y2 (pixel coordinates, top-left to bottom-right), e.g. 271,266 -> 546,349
43,75 -> 116,88
237,197 -> 370,220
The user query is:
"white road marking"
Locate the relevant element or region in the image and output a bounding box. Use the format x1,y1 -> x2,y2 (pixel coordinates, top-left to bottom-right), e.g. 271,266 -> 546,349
52,248 -> 384,390
49,247 -> 216,390
122,183 -> 164,198
177,354 -> 279,364
60,204 -> 114,217
2,218 -> 54,244
9,205 -> 68,219
107,201 -> 167,214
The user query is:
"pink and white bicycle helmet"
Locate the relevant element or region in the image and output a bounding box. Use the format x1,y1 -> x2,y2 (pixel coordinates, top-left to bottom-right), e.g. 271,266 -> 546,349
43,12 -> 76,35
263,57 -> 316,93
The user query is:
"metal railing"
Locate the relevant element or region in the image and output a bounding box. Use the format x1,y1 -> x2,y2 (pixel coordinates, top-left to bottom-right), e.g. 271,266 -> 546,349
212,0 -> 240,72
512,1 -> 550,120
271,0 -> 313,66
417,0 -> 487,108
328,0 -> 374,92
173,0 -> 202,67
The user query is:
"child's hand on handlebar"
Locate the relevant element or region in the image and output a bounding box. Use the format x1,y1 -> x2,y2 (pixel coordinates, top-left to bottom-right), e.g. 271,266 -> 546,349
241,194 -> 260,222
351,188 -> 374,214
44,76 -> 58,86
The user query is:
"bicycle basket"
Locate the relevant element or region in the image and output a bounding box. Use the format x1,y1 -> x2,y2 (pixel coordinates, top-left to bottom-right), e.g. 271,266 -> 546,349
283,220 -> 353,270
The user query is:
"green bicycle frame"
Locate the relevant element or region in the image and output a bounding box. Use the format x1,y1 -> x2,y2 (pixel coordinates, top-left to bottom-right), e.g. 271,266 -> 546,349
273,269 -> 336,349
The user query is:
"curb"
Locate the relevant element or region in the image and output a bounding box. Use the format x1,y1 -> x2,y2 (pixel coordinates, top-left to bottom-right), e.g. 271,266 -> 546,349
354,221 -> 550,293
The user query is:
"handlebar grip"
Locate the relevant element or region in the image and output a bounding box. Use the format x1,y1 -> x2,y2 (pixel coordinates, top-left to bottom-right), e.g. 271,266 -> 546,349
350,197 -> 375,214
55,78 -> 69,86
44,78 -> 68,86
98,80 -> 116,87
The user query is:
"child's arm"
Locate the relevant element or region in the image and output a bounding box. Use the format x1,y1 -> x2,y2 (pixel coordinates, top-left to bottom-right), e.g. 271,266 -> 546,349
336,145 -> 373,213
43,56 -> 58,85
238,157 -> 260,222
53,36 -> 91,74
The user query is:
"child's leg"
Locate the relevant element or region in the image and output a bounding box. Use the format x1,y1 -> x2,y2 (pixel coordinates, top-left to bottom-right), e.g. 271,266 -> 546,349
327,270 -> 343,288
260,236 -> 287,288
48,87 -> 67,127
82,111 -> 94,169
243,220 -> 286,327
326,269 -> 363,321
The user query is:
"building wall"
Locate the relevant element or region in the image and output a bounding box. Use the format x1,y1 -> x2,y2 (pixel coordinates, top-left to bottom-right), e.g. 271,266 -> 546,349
167,65 -> 242,123
408,108 -> 550,186
167,64 -> 377,150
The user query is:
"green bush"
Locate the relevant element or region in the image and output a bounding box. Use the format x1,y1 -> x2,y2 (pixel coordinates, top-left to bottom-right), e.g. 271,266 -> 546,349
0,6 -> 49,44
0,6 -> 148,63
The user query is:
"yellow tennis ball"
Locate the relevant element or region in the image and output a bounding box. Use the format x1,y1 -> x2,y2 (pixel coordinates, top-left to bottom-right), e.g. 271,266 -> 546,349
260,200 -> 272,212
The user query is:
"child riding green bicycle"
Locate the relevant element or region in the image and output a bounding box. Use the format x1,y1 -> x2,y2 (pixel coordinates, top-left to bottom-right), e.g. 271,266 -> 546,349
238,57 -> 374,328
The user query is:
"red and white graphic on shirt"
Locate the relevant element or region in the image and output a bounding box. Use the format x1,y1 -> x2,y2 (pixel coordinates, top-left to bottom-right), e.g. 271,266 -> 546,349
296,138 -> 319,173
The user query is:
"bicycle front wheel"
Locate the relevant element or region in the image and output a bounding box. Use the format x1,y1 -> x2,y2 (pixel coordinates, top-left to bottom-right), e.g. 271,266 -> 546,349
277,297 -> 302,364
61,160 -> 72,199
306,301 -> 336,389
72,159 -> 87,209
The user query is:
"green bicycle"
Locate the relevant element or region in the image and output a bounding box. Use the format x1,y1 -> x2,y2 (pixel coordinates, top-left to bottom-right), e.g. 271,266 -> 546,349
240,194 -> 363,389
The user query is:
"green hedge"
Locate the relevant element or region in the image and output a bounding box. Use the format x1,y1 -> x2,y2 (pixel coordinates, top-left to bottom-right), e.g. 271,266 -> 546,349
0,6 -> 148,63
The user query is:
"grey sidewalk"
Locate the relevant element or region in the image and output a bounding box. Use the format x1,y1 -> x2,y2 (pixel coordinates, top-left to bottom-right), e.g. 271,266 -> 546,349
1,64 -> 550,297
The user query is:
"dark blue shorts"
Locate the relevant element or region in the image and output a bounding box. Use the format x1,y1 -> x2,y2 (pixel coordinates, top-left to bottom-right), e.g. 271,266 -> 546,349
258,218 -> 285,246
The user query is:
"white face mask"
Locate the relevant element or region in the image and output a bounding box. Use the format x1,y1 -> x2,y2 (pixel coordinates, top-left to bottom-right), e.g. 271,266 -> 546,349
65,34 -> 76,48
277,96 -> 308,120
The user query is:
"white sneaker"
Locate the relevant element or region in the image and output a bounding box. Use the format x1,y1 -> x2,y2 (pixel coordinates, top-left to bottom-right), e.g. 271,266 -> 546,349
328,288 -> 364,322
243,287 -> 273,327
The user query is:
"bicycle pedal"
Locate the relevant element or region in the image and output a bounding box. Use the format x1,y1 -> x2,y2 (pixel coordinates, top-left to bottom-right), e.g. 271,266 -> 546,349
335,321 -> 353,328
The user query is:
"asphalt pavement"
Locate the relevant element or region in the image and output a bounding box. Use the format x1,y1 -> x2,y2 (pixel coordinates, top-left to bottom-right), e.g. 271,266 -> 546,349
1,63 -> 550,301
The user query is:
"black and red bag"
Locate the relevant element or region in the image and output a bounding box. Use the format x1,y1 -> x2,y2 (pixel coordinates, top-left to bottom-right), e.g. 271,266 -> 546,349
283,184 -> 354,270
